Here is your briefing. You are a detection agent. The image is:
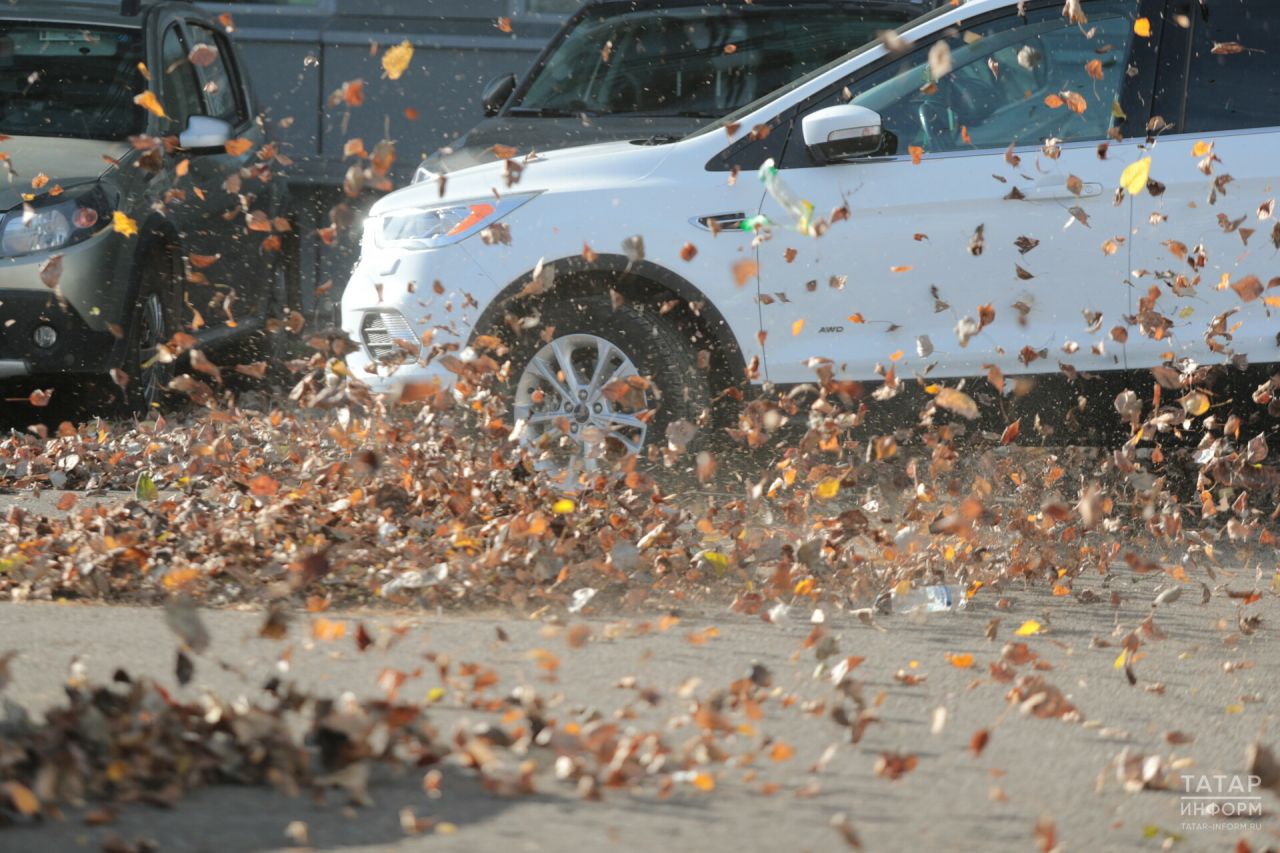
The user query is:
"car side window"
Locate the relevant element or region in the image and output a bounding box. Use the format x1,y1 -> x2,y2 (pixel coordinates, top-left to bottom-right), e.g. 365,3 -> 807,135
186,24 -> 248,126
160,25 -> 203,130
1181,1 -> 1280,132
789,0 -> 1138,162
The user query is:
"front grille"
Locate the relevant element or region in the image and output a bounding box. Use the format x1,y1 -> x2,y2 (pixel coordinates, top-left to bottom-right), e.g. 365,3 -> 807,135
360,310 -> 416,362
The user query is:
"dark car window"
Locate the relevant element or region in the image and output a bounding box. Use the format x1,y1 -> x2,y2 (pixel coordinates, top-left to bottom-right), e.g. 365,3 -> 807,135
0,23 -> 146,140
510,4 -> 915,118
1181,1 -> 1280,133
812,1 -> 1138,156
186,25 -> 248,125
161,24 -> 203,130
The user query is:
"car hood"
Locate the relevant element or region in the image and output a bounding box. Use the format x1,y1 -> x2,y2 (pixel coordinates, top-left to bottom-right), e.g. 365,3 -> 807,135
373,138 -> 681,216
0,136 -> 129,212
425,115 -> 707,174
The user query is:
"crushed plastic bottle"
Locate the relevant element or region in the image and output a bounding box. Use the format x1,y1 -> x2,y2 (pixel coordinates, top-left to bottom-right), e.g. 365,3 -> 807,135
880,584 -> 968,614
759,158 -> 816,235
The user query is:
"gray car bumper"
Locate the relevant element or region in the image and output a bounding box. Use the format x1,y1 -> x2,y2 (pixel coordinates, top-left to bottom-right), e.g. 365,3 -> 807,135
0,360 -> 29,379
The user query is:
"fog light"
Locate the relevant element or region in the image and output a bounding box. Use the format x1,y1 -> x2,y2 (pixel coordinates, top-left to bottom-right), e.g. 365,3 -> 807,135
32,325 -> 58,348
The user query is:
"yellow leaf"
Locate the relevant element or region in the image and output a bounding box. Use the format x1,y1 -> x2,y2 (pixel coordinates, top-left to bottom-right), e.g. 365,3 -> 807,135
1225,704 -> 1244,715
1134,17 -> 1152,37
793,577 -> 815,595
946,652 -> 975,669
1114,649 -> 1129,669
692,772 -> 716,791
1262,295 -> 1280,308
381,39 -> 414,81
552,498 -> 575,515
133,90 -> 166,118
2,782 -> 39,816
1119,157 -> 1152,195
112,211 -> 138,237
701,551 -> 729,573
791,318 -> 805,336
1192,140 -> 1213,158
1014,619 -> 1042,636
815,478 -> 841,500
426,687 -> 446,703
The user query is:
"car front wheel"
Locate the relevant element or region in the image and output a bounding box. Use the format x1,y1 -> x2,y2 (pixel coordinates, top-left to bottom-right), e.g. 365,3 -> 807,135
505,294 -> 709,484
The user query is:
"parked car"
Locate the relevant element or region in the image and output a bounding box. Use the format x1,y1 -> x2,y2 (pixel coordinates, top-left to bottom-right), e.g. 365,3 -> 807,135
418,0 -> 937,176
343,0 -> 1280,481
0,0 -> 293,412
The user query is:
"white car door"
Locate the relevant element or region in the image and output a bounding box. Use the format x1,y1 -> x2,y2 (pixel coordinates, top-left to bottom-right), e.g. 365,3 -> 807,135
1126,1 -> 1280,373
753,0 -> 1159,390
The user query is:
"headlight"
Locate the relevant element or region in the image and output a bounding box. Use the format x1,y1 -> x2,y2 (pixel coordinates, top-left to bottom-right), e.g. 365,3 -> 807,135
0,185 -> 114,258
374,193 -> 537,249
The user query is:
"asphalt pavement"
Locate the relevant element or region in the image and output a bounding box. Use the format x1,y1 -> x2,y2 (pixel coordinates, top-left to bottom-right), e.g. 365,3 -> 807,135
0,557 -> 1276,852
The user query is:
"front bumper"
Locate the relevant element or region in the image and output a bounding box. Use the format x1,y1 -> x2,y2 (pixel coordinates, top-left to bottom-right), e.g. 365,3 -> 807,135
0,229 -> 130,378
340,241 -> 501,395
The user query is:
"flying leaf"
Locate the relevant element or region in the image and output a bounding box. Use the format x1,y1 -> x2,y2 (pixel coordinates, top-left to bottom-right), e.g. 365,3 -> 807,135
382,40 -> 414,80
1014,619 -> 1042,636
1119,157 -> 1152,195
112,211 -> 138,237
224,138 -> 253,157
133,90 -> 166,118
1134,17 -> 1152,37
935,388 -> 979,420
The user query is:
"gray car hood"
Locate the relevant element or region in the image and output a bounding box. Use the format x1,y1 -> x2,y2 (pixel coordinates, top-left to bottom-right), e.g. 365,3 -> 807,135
0,136 -> 129,212
425,114 -> 706,175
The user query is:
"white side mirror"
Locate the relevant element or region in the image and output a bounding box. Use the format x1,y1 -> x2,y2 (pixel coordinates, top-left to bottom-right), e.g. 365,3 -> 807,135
802,105 -> 886,163
179,115 -> 234,151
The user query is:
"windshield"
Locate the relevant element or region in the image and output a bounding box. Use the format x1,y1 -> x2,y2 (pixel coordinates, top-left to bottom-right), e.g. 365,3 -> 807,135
689,0 -> 955,140
0,23 -> 146,140
511,3 -> 917,118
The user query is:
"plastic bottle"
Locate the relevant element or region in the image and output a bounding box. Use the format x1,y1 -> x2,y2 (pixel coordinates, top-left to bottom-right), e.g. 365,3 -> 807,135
886,584 -> 968,614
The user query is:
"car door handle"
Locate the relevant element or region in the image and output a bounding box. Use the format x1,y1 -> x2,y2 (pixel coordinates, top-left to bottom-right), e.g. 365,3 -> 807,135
692,212 -> 748,231
1025,181 -> 1102,201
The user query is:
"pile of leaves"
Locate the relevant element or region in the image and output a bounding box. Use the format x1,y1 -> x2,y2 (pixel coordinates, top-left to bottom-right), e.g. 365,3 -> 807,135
1,343 -> 1277,619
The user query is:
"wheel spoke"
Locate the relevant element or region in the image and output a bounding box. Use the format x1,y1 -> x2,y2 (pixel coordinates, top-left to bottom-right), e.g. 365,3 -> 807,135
549,337 -> 581,396
596,410 -> 646,431
529,354 -> 572,402
587,338 -> 617,395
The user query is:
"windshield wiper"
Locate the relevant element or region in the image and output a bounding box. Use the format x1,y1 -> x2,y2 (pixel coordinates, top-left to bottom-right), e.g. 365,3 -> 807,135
505,106 -> 594,118
632,133 -> 683,146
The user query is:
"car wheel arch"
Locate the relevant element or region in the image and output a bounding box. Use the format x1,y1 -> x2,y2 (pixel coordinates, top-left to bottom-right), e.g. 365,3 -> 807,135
472,254 -> 750,393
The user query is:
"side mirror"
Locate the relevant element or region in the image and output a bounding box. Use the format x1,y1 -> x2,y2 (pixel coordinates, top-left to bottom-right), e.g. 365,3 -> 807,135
802,105 -> 887,163
178,115 -> 233,152
481,73 -> 517,117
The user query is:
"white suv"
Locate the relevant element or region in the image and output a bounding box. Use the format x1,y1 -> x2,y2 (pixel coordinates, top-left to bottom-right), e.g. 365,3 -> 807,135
343,0 -> 1280,476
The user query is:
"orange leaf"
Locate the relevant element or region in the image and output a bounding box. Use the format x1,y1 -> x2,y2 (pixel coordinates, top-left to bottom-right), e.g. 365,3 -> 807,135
1044,94 -> 1065,109
1085,59 -> 1104,80
769,742 -> 796,762
495,16 -> 513,33
692,772 -> 715,791
133,90 -> 166,118
224,138 -> 253,157
1052,584 -> 1071,596
890,265 -> 913,273
1134,17 -> 1152,37
311,618 -> 347,641
946,652 -> 975,669
791,319 -> 805,336
732,259 -> 759,286
908,145 -> 924,165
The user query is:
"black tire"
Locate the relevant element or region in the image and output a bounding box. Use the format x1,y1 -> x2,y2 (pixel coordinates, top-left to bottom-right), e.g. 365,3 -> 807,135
499,293 -> 711,479
119,247 -> 181,416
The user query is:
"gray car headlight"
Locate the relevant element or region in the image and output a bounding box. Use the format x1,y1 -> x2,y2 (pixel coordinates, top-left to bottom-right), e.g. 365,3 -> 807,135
0,184 -> 114,258
374,193 -> 537,249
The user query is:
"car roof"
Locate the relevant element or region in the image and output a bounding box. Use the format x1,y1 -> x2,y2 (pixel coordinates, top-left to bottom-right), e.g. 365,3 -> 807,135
0,0 -> 200,28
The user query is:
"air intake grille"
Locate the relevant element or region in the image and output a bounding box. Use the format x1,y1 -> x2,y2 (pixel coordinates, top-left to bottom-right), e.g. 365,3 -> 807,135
360,310 -> 415,361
